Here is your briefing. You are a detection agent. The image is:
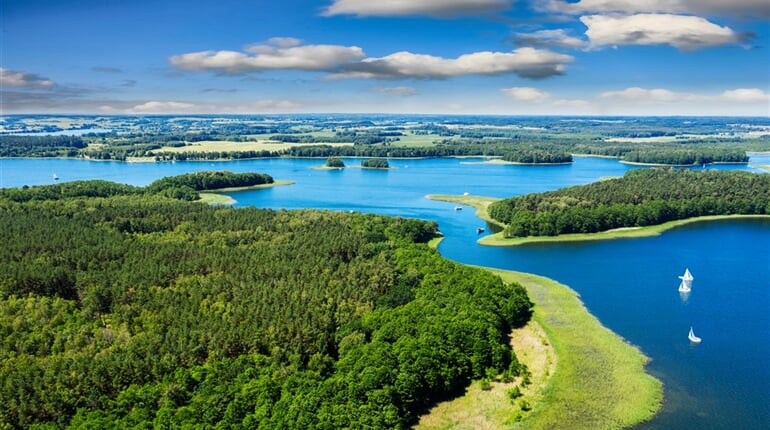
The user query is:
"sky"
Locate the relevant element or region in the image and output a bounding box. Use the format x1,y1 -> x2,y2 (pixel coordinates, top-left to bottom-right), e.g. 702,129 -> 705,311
1,0 -> 769,116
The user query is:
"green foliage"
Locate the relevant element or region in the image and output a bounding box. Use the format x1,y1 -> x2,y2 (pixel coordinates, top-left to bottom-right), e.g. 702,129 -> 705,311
146,170 -> 273,193
0,185 -> 533,428
489,169 -> 770,237
325,157 -> 345,168
361,158 -> 390,169
502,149 -> 572,164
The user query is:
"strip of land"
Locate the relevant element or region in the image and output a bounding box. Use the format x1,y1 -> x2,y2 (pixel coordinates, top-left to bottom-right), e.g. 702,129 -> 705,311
427,194 -> 770,246
418,267 -> 662,430
198,179 -> 294,205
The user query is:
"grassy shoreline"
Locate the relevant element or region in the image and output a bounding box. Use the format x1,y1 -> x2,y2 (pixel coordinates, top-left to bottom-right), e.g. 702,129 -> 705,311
197,179 -> 294,205
418,264 -> 662,429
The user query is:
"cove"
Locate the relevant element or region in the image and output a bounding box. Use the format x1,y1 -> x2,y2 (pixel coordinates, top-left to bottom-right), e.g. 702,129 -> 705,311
0,155 -> 767,428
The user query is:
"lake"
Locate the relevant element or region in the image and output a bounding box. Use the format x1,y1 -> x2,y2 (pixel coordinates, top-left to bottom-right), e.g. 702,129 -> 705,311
1,155 -> 768,429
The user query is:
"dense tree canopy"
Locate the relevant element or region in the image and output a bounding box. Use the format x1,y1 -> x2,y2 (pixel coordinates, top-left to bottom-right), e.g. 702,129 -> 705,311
361,158 -> 390,169
489,169 -> 770,237
0,181 -> 532,428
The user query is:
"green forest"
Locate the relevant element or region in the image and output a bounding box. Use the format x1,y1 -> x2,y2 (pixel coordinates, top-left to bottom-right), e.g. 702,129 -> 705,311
0,177 -> 532,428
488,169 -> 770,238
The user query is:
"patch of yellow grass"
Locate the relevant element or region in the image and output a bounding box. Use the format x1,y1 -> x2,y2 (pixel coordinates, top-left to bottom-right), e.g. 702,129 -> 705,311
157,140 -> 353,154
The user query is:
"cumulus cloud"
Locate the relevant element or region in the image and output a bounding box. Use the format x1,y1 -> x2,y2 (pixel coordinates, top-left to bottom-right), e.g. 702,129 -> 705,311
720,88 -> 769,103
581,14 -> 741,50
501,86 -> 550,102
373,86 -> 419,96
600,87 -> 695,102
322,0 -> 514,17
0,68 -> 55,89
511,29 -> 586,49
543,0 -> 770,18
130,101 -> 197,113
169,38 -> 365,74
329,48 -> 573,80
126,99 -> 303,114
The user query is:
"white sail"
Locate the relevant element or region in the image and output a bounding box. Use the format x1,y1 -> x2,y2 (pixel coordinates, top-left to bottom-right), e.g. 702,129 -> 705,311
688,326 -> 701,343
678,268 -> 694,282
678,279 -> 691,293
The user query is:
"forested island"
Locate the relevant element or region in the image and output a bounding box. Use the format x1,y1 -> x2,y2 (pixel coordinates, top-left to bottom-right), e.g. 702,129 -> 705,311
0,177 -> 534,428
488,169 -> 770,238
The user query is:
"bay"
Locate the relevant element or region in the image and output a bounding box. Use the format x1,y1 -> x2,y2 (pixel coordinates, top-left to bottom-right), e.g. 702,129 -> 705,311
0,155 -> 767,429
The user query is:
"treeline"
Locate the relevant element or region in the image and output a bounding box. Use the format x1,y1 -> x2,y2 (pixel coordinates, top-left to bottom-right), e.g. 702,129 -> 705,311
151,150 -> 279,161
489,169 -> 770,237
0,135 -> 87,157
0,185 -> 533,428
621,148 -> 748,165
502,149 -> 572,164
0,171 -> 272,203
361,158 -> 390,169
146,171 -> 273,192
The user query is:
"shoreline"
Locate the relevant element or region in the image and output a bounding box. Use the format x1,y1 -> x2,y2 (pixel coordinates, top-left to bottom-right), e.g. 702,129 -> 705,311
426,194 -> 770,247
197,179 -> 294,205
479,214 -> 770,247
418,256 -> 662,429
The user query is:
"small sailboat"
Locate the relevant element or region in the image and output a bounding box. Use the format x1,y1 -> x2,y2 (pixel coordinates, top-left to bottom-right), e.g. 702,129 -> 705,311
454,206 -> 463,211
678,268 -> 693,292
476,227 -> 485,234
688,326 -> 701,343
53,173 -> 59,181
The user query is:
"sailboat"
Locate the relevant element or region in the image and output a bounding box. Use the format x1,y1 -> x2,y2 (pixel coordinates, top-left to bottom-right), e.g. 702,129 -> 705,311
688,326 -> 702,343
678,268 -> 693,292
53,173 -> 59,181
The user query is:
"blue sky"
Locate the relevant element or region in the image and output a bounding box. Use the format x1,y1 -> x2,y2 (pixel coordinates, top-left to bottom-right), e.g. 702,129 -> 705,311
2,0 -> 768,116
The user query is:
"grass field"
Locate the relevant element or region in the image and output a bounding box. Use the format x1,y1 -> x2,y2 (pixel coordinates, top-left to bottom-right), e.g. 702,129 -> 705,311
157,140 -> 353,153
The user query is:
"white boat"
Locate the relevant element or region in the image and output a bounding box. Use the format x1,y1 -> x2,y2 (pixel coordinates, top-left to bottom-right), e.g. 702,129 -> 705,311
476,227 -> 485,234
53,173 -> 59,180
679,268 -> 694,282
454,206 -> 462,211
688,326 -> 702,343
678,268 -> 693,292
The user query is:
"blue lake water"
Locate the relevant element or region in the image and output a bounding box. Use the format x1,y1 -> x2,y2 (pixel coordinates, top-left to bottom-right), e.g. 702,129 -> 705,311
0,156 -> 768,429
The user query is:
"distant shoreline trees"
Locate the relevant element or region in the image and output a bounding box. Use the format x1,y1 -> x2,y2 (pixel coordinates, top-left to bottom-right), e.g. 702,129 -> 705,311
489,169 -> 770,238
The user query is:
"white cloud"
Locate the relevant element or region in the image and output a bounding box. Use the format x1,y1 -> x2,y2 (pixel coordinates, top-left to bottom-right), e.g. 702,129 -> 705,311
130,101 -> 197,113
501,87 -> 550,102
329,48 -> 573,80
0,68 -> 55,89
373,86 -> 419,96
126,100 -> 304,114
169,39 -> 365,74
581,14 -> 740,50
720,88 -> 769,103
600,87 -> 695,102
511,29 -> 586,49
543,0 -> 769,18
322,0 -> 514,17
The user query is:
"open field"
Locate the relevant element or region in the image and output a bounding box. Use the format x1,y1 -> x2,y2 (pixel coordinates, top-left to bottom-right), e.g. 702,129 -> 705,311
157,140 -> 353,153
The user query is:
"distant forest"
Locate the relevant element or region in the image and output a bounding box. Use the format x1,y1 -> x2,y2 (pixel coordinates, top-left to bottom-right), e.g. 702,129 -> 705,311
0,177 -> 533,428
3,118 -> 768,165
489,169 -> 770,238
